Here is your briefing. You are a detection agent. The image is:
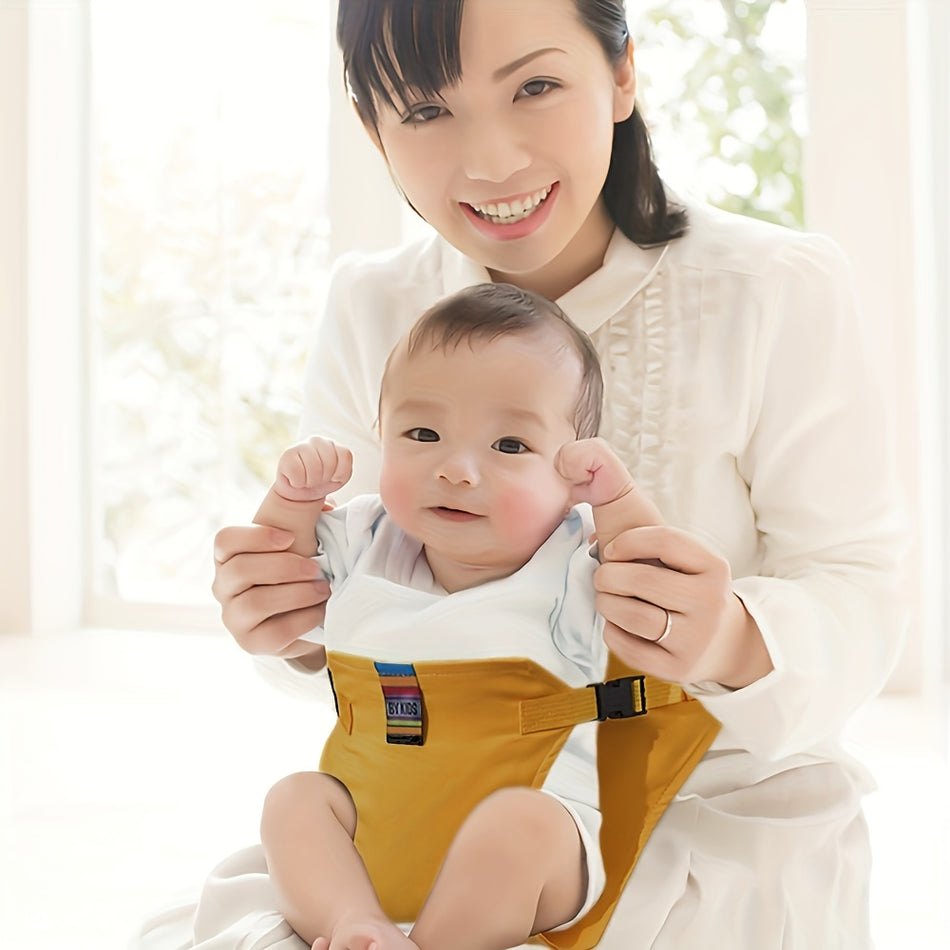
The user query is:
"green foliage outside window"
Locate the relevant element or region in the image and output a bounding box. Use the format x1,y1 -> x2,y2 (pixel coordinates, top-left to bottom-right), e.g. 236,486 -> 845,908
636,0 -> 805,229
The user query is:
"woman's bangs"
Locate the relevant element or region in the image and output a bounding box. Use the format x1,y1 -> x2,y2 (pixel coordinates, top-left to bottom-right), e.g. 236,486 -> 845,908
346,0 -> 464,123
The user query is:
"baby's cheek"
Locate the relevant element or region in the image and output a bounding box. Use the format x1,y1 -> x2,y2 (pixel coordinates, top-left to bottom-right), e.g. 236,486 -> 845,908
378,468 -> 411,521
495,481 -> 569,550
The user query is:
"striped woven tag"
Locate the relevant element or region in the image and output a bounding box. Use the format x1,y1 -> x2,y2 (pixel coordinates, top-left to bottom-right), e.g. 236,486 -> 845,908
374,661 -> 425,746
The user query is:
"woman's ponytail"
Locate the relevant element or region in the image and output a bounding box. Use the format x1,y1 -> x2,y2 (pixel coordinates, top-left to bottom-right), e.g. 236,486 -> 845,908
604,105 -> 688,246
574,0 -> 688,246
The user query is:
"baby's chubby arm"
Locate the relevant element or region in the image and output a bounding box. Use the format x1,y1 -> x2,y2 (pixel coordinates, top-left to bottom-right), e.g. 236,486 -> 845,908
555,438 -> 664,554
253,437 -> 353,558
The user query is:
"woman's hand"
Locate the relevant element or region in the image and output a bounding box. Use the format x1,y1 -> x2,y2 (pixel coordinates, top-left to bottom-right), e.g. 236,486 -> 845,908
211,524 -> 331,669
594,526 -> 773,689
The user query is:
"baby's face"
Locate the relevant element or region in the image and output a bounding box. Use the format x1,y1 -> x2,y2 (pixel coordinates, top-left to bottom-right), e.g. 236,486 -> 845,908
378,330 -> 582,592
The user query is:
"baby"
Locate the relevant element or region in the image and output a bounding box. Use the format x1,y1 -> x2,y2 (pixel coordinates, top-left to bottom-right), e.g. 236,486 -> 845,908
254,283 -> 654,950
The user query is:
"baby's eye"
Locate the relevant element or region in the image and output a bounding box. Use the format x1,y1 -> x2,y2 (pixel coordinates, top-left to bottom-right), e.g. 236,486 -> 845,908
492,437 -> 529,455
407,427 -> 440,442
401,101 -> 448,124
516,78 -> 559,100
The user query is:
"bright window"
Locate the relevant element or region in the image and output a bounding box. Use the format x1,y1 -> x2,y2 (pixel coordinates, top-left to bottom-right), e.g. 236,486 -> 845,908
636,0 -> 807,229
85,1 -> 807,624
88,1 -> 332,612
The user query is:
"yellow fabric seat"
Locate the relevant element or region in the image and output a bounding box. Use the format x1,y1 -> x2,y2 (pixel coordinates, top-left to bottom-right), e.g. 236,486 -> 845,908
321,651 -> 720,949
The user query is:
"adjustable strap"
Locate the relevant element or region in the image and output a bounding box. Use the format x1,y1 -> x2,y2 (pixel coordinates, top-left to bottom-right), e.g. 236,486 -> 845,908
520,672 -> 689,735
537,654 -> 721,950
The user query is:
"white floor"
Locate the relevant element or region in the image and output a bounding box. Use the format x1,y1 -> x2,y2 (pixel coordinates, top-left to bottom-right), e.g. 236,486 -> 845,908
0,629 -> 947,949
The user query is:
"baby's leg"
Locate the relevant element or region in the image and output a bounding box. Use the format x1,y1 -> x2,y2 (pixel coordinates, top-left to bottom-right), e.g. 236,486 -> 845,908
261,771 -> 415,949
409,787 -> 587,950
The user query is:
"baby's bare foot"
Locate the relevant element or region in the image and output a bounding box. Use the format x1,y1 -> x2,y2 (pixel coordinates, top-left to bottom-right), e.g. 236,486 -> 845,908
323,916 -> 419,950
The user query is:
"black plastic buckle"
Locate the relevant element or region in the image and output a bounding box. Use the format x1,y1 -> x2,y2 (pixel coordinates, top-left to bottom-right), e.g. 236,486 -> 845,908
590,675 -> 647,720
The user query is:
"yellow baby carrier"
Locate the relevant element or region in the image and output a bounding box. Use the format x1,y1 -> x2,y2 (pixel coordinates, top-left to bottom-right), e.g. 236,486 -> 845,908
320,649 -> 720,948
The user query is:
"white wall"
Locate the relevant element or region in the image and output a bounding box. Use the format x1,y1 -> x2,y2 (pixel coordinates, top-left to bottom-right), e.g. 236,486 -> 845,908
804,0 -> 946,693
0,5 -> 32,634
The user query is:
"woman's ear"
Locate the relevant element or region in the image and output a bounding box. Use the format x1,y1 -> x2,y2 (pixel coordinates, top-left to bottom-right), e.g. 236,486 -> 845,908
612,39 -> 637,123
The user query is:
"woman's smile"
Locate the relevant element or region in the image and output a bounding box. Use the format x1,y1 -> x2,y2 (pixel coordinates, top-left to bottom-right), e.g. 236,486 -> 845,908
466,184 -> 554,224
460,182 -> 559,242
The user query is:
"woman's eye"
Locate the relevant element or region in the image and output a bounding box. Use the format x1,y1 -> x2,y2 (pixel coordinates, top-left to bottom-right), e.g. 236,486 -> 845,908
517,78 -> 558,100
402,102 -> 447,124
492,438 -> 528,455
407,427 -> 440,442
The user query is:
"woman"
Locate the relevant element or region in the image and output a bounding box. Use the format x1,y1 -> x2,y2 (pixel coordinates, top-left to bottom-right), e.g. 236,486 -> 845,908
171,1 -> 906,947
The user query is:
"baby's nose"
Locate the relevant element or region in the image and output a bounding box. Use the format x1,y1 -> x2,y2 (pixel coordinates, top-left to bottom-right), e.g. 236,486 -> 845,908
437,452 -> 479,486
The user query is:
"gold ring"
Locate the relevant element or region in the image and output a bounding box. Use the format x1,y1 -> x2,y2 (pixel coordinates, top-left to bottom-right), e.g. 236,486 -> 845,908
655,609 -> 673,644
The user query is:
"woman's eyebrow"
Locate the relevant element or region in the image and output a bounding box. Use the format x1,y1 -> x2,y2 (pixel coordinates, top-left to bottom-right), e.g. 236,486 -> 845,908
492,47 -> 564,82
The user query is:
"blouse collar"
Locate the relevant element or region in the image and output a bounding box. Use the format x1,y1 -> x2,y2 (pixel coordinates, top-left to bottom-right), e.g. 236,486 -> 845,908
439,228 -> 670,337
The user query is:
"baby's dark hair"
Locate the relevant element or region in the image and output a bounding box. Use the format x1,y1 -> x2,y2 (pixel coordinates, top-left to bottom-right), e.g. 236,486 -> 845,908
403,283 -> 603,439
337,0 -> 688,248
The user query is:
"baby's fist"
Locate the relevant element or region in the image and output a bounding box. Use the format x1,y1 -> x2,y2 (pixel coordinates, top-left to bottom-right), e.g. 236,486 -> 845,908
274,437 -> 353,503
555,438 -> 635,508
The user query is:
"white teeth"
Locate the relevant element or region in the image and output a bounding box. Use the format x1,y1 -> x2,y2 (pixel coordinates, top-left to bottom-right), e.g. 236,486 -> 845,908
470,186 -> 551,224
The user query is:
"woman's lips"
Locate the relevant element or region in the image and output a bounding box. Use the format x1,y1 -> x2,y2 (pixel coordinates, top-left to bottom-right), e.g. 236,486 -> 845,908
467,185 -> 552,224
460,182 -> 558,241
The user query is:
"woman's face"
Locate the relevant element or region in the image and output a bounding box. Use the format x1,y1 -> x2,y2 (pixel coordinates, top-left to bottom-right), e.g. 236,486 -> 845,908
369,0 -> 636,301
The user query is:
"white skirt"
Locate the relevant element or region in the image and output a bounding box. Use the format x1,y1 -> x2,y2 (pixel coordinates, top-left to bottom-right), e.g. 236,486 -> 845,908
130,760 -> 873,950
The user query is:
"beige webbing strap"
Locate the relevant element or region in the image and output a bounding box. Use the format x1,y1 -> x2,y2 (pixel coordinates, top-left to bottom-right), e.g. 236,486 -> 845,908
519,674 -> 688,734
537,654 -> 720,949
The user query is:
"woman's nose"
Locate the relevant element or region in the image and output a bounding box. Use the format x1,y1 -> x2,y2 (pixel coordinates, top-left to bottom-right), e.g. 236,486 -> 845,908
460,116 -> 531,184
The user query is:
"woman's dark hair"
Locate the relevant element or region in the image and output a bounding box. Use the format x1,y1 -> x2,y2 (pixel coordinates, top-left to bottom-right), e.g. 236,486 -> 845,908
388,283 -> 603,439
337,0 -> 688,247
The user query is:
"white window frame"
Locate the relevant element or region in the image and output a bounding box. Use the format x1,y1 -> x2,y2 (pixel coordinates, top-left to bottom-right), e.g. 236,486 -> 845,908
1,0 -> 86,637
3,0 -> 946,695
77,0 -> 404,631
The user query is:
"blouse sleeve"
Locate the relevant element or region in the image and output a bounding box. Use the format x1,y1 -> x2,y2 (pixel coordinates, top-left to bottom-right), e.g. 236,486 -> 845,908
693,235 -> 909,760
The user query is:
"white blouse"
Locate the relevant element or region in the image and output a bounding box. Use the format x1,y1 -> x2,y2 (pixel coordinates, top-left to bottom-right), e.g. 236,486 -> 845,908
291,198 -> 906,755
243,197 -> 909,947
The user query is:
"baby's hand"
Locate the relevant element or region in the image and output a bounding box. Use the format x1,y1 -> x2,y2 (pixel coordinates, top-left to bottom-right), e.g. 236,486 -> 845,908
274,437 -> 353,503
555,438 -> 636,509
